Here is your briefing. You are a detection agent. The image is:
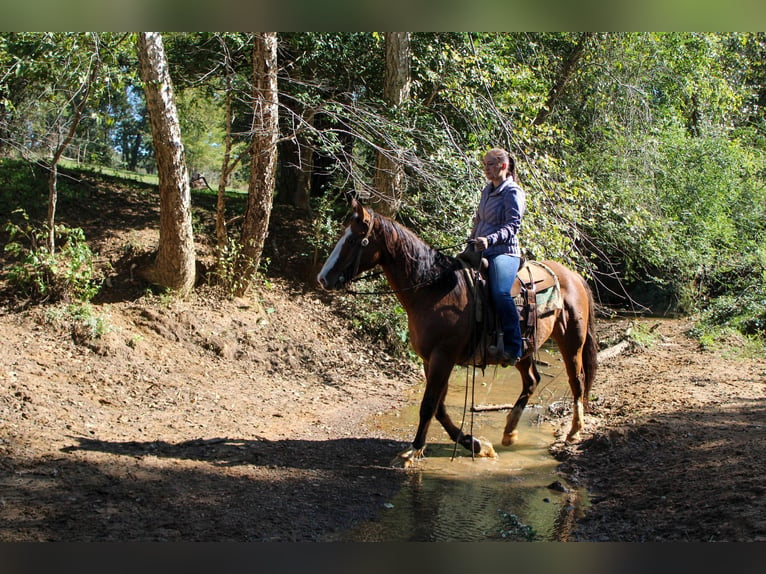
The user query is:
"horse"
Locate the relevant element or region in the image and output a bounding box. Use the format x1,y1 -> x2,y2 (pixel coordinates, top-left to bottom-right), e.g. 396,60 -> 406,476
317,199 -> 598,466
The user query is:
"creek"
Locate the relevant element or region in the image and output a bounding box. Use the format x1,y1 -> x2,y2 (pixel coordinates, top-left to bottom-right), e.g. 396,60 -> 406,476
344,345 -> 588,541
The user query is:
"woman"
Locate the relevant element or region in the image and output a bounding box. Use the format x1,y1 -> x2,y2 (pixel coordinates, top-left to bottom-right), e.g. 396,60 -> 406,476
470,148 -> 526,365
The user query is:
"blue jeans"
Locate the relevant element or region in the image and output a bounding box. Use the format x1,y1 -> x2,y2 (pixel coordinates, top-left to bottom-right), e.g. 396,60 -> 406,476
488,254 -> 523,357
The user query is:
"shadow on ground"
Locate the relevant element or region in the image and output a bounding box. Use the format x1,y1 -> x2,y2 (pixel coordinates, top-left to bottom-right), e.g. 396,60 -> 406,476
1,436 -> 407,542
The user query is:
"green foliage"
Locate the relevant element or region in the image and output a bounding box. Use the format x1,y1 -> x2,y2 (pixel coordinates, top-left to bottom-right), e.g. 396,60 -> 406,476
691,250 -> 766,339
211,239 -> 249,298
0,159 -> 48,218
45,302 -> 112,342
345,289 -> 412,357
5,32 -> 766,343
306,192 -> 348,267
175,86 -> 226,177
4,210 -> 101,303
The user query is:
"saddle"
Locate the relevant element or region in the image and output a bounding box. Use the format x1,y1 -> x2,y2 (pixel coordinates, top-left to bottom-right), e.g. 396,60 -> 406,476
457,253 -> 563,366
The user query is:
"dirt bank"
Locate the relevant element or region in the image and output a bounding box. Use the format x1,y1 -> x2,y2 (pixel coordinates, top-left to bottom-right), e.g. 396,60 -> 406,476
0,278 -> 422,541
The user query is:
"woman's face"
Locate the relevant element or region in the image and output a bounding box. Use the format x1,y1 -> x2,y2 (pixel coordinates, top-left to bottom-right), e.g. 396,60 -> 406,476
483,153 -> 506,182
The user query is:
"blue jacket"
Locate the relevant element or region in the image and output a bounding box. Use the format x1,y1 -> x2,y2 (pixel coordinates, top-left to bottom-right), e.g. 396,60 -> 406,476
471,177 -> 525,258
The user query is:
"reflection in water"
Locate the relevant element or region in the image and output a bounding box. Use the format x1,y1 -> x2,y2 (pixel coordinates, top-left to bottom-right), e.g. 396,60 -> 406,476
343,347 -> 587,541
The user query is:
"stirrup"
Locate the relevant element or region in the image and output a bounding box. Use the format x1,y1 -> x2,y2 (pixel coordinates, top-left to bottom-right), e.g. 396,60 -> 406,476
500,354 -> 519,367
488,345 -> 519,366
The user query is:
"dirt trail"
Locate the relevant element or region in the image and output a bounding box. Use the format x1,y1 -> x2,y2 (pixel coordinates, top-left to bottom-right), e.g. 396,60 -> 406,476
0,280 -> 422,541
2,290 -> 763,541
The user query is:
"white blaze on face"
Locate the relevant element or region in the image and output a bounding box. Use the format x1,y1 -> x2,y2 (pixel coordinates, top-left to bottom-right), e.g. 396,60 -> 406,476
317,226 -> 352,288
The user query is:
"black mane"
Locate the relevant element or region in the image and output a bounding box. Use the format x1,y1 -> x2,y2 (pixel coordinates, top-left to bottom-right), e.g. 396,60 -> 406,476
376,215 -> 459,285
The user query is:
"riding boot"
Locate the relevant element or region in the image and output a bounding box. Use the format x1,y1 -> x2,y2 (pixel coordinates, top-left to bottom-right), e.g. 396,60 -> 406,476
488,332 -> 519,366
488,331 -> 504,358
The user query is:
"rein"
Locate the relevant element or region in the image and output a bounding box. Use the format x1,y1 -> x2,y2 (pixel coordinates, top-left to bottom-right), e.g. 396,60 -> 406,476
345,272 -> 438,296
346,240 -> 471,296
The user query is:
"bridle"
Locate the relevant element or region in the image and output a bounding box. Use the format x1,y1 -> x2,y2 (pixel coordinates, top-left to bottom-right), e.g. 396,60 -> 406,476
342,208 -> 375,288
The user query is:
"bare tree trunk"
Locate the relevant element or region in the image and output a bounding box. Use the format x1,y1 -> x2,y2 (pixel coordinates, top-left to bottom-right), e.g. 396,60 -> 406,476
533,32 -> 594,126
374,32 -> 410,218
237,32 -> 279,295
136,32 -> 196,296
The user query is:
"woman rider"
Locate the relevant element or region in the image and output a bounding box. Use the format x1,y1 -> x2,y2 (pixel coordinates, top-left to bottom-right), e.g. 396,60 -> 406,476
470,148 -> 526,365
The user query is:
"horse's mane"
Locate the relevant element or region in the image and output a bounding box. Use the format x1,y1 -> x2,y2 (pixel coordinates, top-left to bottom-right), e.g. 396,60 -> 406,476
375,214 -> 458,285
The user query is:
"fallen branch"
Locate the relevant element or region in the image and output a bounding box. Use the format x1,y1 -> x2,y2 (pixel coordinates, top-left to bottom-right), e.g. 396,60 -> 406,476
471,403 -> 513,412
597,339 -> 631,363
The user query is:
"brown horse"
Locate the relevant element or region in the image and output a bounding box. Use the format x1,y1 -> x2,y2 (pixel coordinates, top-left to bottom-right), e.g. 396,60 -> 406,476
318,200 -> 598,466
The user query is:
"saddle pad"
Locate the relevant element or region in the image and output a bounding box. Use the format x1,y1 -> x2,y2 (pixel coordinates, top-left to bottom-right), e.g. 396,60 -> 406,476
511,261 -> 558,296
512,261 -> 562,316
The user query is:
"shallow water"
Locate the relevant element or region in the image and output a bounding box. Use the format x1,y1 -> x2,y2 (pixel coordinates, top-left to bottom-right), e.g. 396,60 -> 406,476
344,346 -> 586,541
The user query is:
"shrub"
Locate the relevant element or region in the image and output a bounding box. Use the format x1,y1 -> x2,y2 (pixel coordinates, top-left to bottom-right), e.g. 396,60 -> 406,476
4,210 -> 101,303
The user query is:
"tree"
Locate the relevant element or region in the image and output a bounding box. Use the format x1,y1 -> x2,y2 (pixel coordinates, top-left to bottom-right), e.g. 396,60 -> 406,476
237,32 -> 279,295
373,32 -> 411,218
45,34 -> 104,254
0,33 -> 108,252
532,32 -> 594,126
135,32 -> 196,295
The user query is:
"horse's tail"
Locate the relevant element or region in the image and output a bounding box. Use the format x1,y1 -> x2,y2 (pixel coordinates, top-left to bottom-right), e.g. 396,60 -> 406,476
580,276 -> 599,408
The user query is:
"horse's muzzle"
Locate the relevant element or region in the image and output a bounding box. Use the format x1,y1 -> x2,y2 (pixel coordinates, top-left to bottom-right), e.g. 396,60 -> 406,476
317,273 -> 345,291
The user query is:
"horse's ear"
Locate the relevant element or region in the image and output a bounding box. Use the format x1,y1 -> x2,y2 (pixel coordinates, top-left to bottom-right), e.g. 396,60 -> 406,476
351,198 -> 372,228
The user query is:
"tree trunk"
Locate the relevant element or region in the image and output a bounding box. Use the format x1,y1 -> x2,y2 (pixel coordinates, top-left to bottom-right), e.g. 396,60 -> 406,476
237,32 -> 279,295
374,32 -> 410,218
293,108 -> 315,213
128,131 -> 142,171
533,32 -> 594,126
136,32 -> 196,296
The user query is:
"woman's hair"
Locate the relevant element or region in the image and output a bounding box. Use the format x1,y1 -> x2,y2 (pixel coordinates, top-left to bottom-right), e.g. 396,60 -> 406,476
487,148 -> 517,181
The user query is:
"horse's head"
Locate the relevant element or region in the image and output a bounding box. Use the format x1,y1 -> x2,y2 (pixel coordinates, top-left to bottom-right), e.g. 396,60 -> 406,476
317,199 -> 379,290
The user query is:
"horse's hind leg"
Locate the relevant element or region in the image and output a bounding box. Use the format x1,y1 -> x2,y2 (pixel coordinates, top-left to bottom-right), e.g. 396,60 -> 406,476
561,348 -> 585,442
502,357 -> 540,446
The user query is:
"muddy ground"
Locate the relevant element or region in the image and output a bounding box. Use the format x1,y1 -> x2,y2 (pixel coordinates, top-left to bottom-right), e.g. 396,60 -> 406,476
1,175 -> 764,542
553,317 -> 766,542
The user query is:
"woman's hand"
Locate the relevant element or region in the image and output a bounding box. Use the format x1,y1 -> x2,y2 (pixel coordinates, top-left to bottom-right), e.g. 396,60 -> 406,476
474,237 -> 489,251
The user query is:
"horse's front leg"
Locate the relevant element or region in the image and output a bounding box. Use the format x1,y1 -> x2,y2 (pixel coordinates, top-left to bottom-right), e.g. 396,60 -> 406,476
426,353 -> 496,457
502,357 -> 540,446
393,354 -> 496,467
392,358 -> 445,467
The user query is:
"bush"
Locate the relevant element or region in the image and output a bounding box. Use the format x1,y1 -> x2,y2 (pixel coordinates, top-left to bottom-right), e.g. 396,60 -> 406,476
4,210 -> 101,303
693,252 -> 766,340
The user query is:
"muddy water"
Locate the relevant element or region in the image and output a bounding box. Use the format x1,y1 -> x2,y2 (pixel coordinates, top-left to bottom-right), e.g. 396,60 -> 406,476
346,346 -> 587,541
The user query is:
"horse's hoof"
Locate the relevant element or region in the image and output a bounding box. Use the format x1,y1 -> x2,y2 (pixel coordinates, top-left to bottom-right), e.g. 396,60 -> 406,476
565,430 -> 581,443
391,446 -> 425,468
501,430 -> 518,446
476,438 -> 497,458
